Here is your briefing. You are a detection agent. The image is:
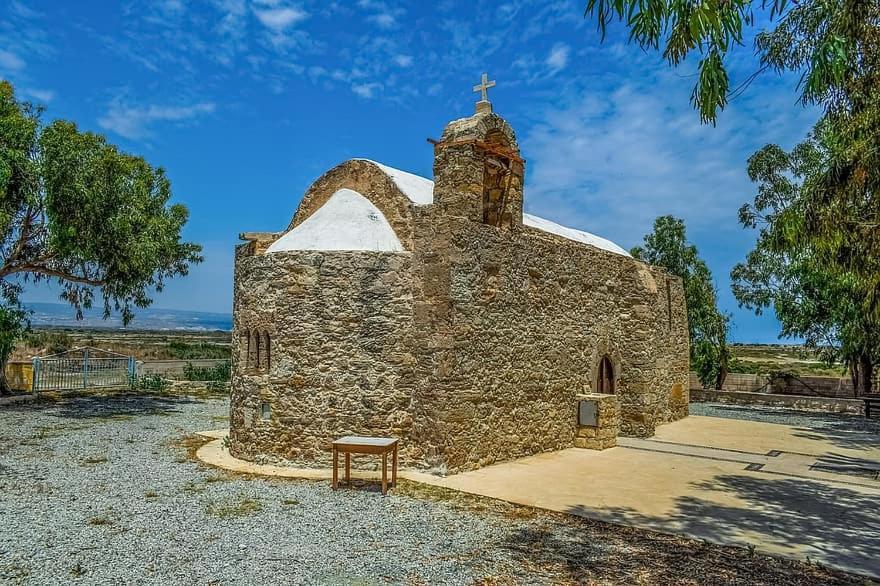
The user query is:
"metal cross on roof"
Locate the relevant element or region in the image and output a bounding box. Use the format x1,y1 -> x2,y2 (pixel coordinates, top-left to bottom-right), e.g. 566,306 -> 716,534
472,72 -> 496,102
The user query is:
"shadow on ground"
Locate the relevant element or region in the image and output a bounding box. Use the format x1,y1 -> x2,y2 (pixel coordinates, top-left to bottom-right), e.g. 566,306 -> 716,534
562,473 -> 880,580
813,453 -> 880,478
791,418 -> 880,452
5,393 -> 205,419
501,519 -> 864,585
696,404 -> 880,451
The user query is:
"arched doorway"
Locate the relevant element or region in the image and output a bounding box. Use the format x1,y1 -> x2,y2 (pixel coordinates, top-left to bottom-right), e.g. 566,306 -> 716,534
597,356 -> 615,394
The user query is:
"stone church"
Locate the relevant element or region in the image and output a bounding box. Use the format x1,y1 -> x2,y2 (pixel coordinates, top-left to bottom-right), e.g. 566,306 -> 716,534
230,79 -> 689,474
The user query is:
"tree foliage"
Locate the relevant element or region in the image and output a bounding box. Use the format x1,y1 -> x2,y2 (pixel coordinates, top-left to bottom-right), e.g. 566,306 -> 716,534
584,0 -> 871,123
0,303 -> 27,391
584,0 -> 880,312
632,216 -> 732,389
0,80 -> 201,390
732,123 -> 879,394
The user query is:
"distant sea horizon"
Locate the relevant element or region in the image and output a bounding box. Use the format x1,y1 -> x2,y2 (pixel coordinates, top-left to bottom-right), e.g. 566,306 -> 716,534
21,302 -> 796,345
23,302 -> 232,332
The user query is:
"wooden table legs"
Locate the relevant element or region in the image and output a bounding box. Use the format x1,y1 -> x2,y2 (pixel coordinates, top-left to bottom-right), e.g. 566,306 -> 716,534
331,440 -> 399,495
392,444 -> 398,487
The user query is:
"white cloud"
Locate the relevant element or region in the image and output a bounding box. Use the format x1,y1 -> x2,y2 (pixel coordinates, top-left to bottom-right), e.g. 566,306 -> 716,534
351,82 -> 381,98
9,1 -> 41,19
357,0 -> 402,30
252,5 -> 308,31
368,12 -> 397,29
23,88 -> 54,103
159,0 -> 185,14
521,70 -> 817,252
546,43 -> 569,73
214,0 -> 248,57
0,49 -> 25,72
392,54 -> 413,67
98,100 -> 216,140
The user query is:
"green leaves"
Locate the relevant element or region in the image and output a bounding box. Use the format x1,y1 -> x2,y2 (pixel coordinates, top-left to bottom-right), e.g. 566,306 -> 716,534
632,215 -> 732,388
732,123 -> 880,393
0,303 -> 27,365
0,80 -> 202,330
584,0 -> 754,122
582,0 -> 878,125
694,49 -> 729,124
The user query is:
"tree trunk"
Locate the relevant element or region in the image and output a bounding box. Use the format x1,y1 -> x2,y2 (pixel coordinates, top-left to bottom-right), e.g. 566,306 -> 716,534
0,357 -> 9,395
853,354 -> 874,397
849,357 -> 859,396
714,347 -> 729,390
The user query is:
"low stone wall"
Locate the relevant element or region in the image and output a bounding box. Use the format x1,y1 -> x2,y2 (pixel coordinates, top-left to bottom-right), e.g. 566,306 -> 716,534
166,380 -> 230,393
574,393 -> 619,450
690,388 -> 864,415
769,375 -> 856,399
4,361 -> 33,392
689,371 -> 859,399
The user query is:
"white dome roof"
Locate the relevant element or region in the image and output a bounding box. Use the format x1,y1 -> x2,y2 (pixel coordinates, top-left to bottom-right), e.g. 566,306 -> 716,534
266,188 -> 404,253
269,160 -> 630,257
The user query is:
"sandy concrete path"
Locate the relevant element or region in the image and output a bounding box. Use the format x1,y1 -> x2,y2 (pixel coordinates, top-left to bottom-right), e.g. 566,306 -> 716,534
434,416 -> 880,578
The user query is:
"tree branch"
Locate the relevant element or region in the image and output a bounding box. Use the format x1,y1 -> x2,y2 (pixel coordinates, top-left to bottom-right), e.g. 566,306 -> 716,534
3,206 -> 36,268
0,264 -> 105,287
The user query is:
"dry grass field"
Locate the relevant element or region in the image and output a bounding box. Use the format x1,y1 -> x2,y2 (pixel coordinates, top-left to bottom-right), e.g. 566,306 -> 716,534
730,344 -> 845,378
12,328 -> 232,362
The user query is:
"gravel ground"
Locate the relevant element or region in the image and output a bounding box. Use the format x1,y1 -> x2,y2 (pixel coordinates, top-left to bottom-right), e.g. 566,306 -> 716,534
0,393 -> 872,586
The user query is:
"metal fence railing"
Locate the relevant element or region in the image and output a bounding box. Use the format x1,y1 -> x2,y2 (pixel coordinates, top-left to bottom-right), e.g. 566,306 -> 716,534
32,348 -> 136,392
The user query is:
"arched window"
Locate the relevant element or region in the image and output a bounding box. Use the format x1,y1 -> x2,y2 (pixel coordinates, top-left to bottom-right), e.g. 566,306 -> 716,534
264,332 -> 271,371
481,129 -> 515,228
597,356 -> 615,394
254,331 -> 261,371
243,329 -> 271,372
241,329 -> 250,367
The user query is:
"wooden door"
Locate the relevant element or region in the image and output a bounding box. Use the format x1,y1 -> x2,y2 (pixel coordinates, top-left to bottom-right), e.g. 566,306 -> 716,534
597,356 -> 615,394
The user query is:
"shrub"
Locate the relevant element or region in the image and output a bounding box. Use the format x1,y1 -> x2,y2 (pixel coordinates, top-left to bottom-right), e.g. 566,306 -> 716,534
136,373 -> 170,392
183,360 -> 231,382
24,330 -> 72,355
165,340 -> 229,360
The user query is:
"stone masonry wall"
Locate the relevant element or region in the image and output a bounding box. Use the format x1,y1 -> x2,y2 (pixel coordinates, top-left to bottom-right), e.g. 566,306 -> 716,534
407,212 -> 690,473
229,249 -> 418,467
648,265 -> 690,423
575,393 -> 620,450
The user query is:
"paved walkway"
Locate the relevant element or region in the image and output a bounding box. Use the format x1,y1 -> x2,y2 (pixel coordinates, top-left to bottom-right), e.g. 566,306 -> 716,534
435,416 -> 880,578
198,415 -> 880,579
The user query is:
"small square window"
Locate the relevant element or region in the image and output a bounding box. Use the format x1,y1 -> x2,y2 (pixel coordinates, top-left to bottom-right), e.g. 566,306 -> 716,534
260,402 -> 271,421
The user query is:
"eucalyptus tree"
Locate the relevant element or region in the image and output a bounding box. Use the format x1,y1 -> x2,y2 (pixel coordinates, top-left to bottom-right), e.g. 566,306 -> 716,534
585,0 -> 880,309
632,216 -> 732,389
0,81 -> 202,392
732,123 -> 879,394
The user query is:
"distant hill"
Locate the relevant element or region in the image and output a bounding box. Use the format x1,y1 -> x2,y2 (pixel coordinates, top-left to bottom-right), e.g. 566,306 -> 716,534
22,302 -> 232,332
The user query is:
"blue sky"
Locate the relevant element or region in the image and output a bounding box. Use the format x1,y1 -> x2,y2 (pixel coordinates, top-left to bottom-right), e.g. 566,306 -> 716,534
2,0 -> 818,342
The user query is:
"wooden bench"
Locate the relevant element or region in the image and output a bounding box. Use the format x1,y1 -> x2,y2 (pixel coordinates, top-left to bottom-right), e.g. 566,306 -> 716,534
863,394 -> 880,418
332,436 -> 399,495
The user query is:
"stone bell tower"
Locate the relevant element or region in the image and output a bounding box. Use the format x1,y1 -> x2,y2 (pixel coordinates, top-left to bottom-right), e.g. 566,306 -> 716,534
432,73 -> 525,230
